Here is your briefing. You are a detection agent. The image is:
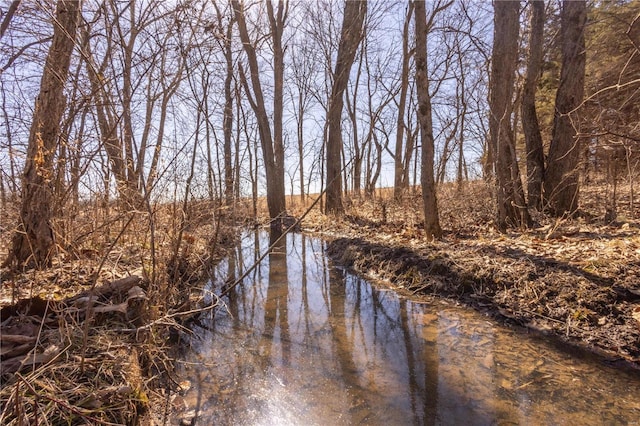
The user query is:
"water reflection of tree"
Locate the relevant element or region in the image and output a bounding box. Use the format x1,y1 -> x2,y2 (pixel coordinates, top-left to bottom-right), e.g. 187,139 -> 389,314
226,242 -> 239,321
401,300 -> 438,424
298,234 -> 314,344
259,229 -> 291,368
328,268 -> 367,423
339,276 -> 441,424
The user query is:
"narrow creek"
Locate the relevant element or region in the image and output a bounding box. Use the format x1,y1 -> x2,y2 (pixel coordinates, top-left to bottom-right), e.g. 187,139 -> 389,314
175,230 -> 640,425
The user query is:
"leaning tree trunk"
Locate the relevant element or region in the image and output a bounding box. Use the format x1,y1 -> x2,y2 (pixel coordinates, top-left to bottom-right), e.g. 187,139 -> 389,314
325,0 -> 367,215
544,0 -> 587,217
522,0 -> 545,211
414,0 -> 442,240
5,0 -> 80,269
489,0 -> 531,231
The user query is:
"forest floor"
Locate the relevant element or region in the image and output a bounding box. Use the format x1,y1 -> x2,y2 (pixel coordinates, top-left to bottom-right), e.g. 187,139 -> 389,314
0,203 -> 240,425
1,180 -> 639,424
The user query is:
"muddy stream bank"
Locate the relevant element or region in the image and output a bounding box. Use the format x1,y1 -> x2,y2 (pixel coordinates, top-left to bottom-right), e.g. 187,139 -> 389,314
172,230 -> 640,425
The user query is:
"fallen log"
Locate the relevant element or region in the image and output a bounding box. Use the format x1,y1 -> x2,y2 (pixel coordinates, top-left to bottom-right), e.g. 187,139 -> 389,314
0,344 -> 59,375
1,342 -> 34,358
67,275 -> 143,304
0,335 -> 37,344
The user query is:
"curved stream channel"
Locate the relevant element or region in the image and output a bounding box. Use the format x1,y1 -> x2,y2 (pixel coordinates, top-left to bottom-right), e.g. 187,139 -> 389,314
175,230 -> 640,425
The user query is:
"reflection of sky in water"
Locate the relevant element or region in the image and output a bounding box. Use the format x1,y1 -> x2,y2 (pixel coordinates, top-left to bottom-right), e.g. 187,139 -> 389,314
179,231 -> 640,425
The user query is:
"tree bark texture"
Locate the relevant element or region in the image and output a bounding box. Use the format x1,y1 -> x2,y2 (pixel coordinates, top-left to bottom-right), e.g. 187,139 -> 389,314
544,0 -> 587,216
6,0 -> 80,269
414,0 -> 442,240
522,0 -> 545,211
325,0 -> 367,215
489,0 -> 530,231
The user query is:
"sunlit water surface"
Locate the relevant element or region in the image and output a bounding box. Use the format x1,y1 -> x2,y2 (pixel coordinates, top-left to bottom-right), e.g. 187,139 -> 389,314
175,231 -> 640,425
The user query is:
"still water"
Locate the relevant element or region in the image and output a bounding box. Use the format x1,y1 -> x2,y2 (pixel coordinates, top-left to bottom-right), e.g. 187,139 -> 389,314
176,230 -> 640,425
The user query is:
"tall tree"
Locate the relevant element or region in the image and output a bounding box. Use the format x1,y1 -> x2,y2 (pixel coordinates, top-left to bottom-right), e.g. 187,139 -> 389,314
522,0 -> 545,210
83,1 -> 191,207
325,0 -> 367,214
344,43 -> 364,196
233,0 -> 288,226
414,0 -> 447,240
213,2 -> 236,206
393,2 -> 414,201
544,0 -> 587,216
5,0 -> 80,269
289,34 -> 317,205
454,28 -> 469,188
489,0 -> 530,230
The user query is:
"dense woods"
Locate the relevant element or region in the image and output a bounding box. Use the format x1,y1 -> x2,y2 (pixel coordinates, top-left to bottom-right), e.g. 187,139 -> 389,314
1,0 -> 640,423
1,0 -> 638,254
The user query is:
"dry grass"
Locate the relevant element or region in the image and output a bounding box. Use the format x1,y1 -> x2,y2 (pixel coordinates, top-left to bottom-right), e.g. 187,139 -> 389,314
0,329 -> 148,425
0,196 -> 242,425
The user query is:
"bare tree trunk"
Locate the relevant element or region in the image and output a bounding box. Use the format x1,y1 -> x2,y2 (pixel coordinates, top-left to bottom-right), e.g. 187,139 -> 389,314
233,0 -> 287,226
414,0 -> 444,240
456,90 -> 467,188
82,16 -> 139,208
490,0 -> 531,231
83,62 -> 136,205
215,5 -> 235,207
0,165 -> 5,212
5,0 -> 80,269
365,132 -> 384,195
325,0 -> 367,214
0,0 -> 20,40
362,47 -> 394,196
145,73 -> 184,193
267,0 -> 287,223
296,88 -> 306,204
206,85 -> 215,201
403,107 -> 418,193
240,94 -> 259,220
455,34 -> 468,190
234,82 -> 242,202
345,77 -> 362,196
1,80 -> 18,196
394,3 -> 414,201
437,119 -> 458,184
288,29 -> 315,206
522,0 -> 545,210
544,0 -> 587,216
119,2 -> 140,204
